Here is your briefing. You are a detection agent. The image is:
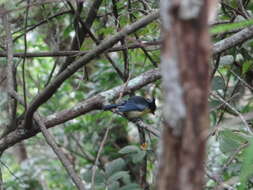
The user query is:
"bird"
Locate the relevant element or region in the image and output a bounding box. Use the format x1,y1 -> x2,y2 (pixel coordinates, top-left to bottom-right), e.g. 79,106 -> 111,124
103,96 -> 156,119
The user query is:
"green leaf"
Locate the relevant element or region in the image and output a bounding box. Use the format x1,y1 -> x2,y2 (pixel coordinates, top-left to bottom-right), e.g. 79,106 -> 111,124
131,151 -> 146,164
208,100 -> 222,110
107,171 -> 130,183
219,55 -> 234,66
242,60 -> 253,74
119,145 -> 140,154
211,76 -> 225,91
108,181 -> 120,190
105,158 -> 126,177
219,130 -> 248,155
119,183 -> 142,190
210,19 -> 253,34
83,169 -> 105,185
240,140 -> 253,189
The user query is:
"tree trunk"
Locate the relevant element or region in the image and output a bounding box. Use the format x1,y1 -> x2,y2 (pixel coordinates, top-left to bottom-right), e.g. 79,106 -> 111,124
157,0 -> 212,190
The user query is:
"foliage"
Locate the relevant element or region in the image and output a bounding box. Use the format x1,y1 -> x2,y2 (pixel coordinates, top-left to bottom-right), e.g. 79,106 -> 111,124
0,0 -> 253,189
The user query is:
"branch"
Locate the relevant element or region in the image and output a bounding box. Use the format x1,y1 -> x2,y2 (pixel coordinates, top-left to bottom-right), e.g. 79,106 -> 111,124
0,41 -> 161,57
23,11 -> 159,129
1,24 -> 253,58
13,10 -> 72,41
91,127 -> 110,190
213,25 -> 253,54
58,0 -> 103,73
0,68 -> 160,152
34,115 -> 86,190
4,90 -> 86,189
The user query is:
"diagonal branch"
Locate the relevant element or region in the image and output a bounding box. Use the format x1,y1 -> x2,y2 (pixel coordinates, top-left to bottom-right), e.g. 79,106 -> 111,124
23,11 -> 159,129
35,115 -> 86,190
5,90 -> 86,189
213,25 -> 253,54
0,41 -> 161,58
0,68 -> 160,152
58,0 -> 103,73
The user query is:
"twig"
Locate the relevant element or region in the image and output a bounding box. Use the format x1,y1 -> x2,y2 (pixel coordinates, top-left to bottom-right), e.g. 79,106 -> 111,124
21,0 -> 30,109
222,142 -> 248,171
77,18 -> 125,80
69,134 -> 95,162
211,92 -> 253,135
58,0 -> 103,73
34,115 -> 86,190
230,69 -> 253,91
6,90 -> 86,189
213,25 -> 253,54
0,41 -> 161,57
91,127 -> 110,190
13,10 -> 72,41
236,0 -> 250,19
0,159 -> 24,184
134,120 -> 160,137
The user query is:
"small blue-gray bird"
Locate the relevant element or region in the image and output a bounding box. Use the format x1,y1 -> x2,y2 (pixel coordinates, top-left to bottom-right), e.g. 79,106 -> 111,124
103,96 -> 156,119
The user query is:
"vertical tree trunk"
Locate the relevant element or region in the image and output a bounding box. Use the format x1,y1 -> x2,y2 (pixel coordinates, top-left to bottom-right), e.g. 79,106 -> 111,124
157,0 -> 212,190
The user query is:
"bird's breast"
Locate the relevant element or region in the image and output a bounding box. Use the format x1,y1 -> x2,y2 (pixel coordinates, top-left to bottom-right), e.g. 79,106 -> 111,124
124,108 -> 151,119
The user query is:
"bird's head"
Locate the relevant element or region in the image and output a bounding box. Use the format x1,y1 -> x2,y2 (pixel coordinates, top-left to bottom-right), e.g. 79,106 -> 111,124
147,97 -> 156,114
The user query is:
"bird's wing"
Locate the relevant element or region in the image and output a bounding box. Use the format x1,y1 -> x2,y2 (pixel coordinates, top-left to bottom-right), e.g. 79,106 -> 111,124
118,101 -> 147,112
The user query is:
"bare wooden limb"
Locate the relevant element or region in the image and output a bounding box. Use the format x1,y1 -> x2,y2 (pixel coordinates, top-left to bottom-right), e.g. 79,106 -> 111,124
213,25 -> 253,54
0,41 -> 161,57
0,41 -> 160,57
13,10 -> 72,41
58,0 -> 103,73
91,128 -> 110,190
4,90 -> 86,189
34,115 -> 86,190
21,0 -> 30,109
0,68 -> 160,152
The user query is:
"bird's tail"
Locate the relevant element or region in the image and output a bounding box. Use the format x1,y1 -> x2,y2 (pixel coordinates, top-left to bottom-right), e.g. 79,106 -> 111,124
103,104 -> 119,110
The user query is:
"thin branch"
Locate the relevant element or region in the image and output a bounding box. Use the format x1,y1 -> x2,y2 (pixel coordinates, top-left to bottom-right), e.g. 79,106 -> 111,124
13,10 -> 72,41
230,69 -> 253,91
112,0 -> 130,81
213,25 -> 253,54
0,159 -> 24,184
91,128 -> 110,190
23,11 -> 159,129
211,92 -> 253,135
5,90 -> 86,189
0,41 -> 161,57
236,0 -> 250,19
34,115 -> 86,190
1,20 -> 252,60
58,0 -> 103,73
133,120 -> 160,137
128,0 -> 157,67
21,0 -> 30,109
77,18 -> 125,80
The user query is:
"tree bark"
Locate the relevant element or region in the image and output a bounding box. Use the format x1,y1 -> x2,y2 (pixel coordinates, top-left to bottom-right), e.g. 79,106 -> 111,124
157,0 -> 212,190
